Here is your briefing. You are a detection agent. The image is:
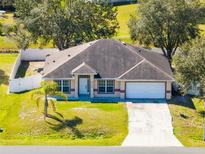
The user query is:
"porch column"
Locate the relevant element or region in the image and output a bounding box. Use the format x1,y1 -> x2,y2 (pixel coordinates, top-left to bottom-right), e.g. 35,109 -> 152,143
90,75 -> 94,98
74,74 -> 78,98
120,81 -> 125,99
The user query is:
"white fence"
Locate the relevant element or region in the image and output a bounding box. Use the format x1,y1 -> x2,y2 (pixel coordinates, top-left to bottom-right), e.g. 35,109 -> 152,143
9,55 -> 21,80
9,75 -> 42,93
21,48 -> 58,61
9,48 -> 58,93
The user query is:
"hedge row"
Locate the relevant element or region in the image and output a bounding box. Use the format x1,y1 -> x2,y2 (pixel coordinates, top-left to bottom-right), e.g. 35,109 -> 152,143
0,49 -> 19,53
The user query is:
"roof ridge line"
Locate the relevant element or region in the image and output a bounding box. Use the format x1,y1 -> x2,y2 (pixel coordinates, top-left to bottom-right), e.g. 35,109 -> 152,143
71,62 -> 96,74
83,62 -> 97,73
43,40 -> 99,77
125,44 -> 174,80
123,44 -> 146,60
118,59 -> 145,78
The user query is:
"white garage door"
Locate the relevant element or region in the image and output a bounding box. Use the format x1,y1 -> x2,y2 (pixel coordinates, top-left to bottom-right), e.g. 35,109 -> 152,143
126,82 -> 165,99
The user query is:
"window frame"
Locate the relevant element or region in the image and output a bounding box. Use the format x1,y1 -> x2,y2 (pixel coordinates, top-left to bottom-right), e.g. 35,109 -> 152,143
98,80 -> 115,94
54,80 -> 71,94
62,80 -> 71,94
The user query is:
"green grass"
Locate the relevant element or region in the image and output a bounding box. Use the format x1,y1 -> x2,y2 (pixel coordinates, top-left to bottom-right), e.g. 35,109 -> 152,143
0,13 -> 18,50
0,54 -> 128,145
0,13 -> 15,25
1,4 -> 205,49
0,4 -> 138,49
0,36 -> 18,49
114,4 -> 138,43
114,3 -> 205,43
199,24 -> 205,35
169,98 -> 205,147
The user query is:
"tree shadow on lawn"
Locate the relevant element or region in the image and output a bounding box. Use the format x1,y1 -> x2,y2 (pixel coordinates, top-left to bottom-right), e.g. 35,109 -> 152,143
46,114 -> 83,138
168,95 -> 196,109
0,69 -> 9,85
199,110 -> 205,118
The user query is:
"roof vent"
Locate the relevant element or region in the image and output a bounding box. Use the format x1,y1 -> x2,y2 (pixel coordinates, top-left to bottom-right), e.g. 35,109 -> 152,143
139,49 -> 141,52
68,54 -> 71,57
46,54 -> 50,57
121,41 -> 126,45
53,60 -> 55,63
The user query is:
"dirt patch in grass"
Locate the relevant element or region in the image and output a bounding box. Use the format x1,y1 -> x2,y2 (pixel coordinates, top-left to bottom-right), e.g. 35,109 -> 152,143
15,61 -> 45,78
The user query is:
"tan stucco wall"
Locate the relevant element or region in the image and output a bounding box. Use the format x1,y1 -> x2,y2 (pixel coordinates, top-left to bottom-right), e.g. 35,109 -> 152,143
120,81 -> 125,99
70,79 -> 75,97
49,78 -> 172,100
166,81 -> 172,100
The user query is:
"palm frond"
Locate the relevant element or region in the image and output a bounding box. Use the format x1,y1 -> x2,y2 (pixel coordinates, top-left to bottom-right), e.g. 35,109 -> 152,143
36,96 -> 43,109
54,91 -> 67,101
31,90 -> 44,100
49,99 -> 56,112
31,90 -> 45,109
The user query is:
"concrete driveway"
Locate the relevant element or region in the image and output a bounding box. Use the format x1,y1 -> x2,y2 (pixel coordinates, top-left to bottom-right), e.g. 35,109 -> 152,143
122,102 -> 182,146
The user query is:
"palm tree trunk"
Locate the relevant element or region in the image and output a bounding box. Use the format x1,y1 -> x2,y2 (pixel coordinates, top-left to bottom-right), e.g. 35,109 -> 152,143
44,94 -> 49,120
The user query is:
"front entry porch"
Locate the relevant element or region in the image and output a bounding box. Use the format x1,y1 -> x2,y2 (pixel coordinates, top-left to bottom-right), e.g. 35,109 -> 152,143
78,75 -> 90,96
74,74 -> 95,99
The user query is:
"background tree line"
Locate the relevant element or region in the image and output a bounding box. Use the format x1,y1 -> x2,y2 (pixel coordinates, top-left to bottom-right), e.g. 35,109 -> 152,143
0,0 -> 15,10
13,0 -> 119,50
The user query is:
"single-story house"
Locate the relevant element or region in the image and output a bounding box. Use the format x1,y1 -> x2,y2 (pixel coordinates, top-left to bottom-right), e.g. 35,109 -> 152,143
42,39 -> 174,100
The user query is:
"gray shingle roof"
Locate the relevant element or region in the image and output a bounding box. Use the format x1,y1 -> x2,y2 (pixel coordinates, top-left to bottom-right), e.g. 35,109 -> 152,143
72,62 -> 97,74
43,39 -> 173,81
119,60 -> 173,80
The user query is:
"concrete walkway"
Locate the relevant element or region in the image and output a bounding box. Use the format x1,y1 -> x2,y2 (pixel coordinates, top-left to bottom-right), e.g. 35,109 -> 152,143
122,102 -> 182,146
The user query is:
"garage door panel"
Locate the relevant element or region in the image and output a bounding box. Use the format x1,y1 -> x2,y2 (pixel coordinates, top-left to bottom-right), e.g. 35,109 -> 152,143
126,82 -> 165,99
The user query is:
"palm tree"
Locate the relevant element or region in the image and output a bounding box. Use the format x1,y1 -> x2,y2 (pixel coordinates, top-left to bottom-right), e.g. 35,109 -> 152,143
31,81 -> 67,120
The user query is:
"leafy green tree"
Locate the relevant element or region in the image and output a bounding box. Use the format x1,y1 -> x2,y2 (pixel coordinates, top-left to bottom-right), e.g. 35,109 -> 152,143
128,0 -> 205,63
173,37 -> 205,96
11,23 -> 32,50
0,0 -> 14,7
31,81 -> 67,120
14,0 -> 119,50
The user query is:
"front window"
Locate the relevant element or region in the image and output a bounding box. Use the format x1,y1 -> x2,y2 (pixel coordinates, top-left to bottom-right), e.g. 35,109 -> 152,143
98,80 -> 106,93
98,80 -> 114,94
107,80 -> 114,93
63,80 -> 70,94
54,80 -> 71,94
55,80 -> 62,91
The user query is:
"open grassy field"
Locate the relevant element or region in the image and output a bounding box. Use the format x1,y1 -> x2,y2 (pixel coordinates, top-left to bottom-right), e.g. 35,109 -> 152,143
0,54 -> 128,145
114,4 -> 138,43
0,13 -> 17,49
169,98 -> 205,147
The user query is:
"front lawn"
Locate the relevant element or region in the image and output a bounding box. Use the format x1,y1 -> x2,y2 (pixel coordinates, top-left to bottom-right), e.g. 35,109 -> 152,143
169,97 -> 205,147
0,54 -> 128,145
0,99 -> 128,145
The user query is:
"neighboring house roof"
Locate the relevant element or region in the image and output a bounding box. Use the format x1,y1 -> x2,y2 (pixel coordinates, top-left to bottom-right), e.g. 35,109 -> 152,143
43,39 -> 174,81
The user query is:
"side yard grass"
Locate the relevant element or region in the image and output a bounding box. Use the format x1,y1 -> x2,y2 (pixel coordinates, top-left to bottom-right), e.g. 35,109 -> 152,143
114,4 -> 138,43
0,54 -> 128,145
169,97 -> 205,146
